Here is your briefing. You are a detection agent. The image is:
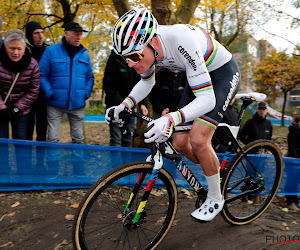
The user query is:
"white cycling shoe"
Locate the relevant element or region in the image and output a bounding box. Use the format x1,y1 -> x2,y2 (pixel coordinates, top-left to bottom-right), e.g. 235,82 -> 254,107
191,196 -> 225,222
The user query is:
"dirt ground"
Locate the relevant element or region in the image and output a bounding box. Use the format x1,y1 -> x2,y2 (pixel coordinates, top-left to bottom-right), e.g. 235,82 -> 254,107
1,190 -> 300,250
1,122 -> 299,249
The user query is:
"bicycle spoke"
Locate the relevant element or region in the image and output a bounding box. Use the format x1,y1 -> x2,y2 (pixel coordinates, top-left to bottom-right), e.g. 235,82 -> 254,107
73,162 -> 177,249
222,140 -> 283,225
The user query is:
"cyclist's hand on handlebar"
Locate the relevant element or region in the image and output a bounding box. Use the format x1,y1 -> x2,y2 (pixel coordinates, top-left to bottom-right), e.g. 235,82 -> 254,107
105,104 -> 126,126
144,116 -> 174,143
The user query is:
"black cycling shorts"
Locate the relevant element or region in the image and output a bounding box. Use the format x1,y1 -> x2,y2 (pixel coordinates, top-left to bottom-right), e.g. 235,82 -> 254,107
178,56 -> 241,129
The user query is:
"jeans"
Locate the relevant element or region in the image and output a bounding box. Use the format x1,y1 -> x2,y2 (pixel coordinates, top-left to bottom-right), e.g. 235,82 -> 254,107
0,113 -> 30,139
47,105 -> 85,144
109,116 -> 135,147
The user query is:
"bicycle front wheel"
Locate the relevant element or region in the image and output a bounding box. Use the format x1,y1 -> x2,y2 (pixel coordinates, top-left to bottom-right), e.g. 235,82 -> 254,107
221,140 -> 283,225
72,161 -> 178,250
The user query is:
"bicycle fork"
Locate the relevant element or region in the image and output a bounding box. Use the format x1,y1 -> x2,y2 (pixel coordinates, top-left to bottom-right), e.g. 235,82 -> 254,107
123,149 -> 164,226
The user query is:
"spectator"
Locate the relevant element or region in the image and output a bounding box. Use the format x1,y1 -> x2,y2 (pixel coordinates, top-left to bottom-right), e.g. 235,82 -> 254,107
212,98 -> 239,153
0,29 -> 40,139
103,50 -> 148,147
25,21 -> 48,141
285,115 -> 300,211
39,22 -> 94,144
149,68 -> 187,119
239,101 -> 272,145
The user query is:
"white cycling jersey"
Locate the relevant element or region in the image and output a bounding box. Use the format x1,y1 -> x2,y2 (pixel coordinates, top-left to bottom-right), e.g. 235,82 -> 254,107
123,24 -> 232,126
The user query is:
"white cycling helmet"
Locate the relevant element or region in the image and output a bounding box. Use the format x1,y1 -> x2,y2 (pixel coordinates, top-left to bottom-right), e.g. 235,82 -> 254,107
112,7 -> 158,56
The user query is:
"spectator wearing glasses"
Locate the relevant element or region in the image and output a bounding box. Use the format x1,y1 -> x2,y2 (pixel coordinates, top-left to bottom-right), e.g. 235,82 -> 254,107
239,101 -> 273,145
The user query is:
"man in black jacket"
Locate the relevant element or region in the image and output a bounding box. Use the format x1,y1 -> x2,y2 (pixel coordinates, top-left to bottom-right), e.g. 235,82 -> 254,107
149,68 -> 188,119
103,50 -> 148,147
25,21 -> 48,141
239,101 -> 272,145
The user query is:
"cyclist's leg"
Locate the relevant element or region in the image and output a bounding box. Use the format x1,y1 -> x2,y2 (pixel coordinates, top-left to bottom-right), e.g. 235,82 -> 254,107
172,131 -> 199,164
177,57 -> 240,221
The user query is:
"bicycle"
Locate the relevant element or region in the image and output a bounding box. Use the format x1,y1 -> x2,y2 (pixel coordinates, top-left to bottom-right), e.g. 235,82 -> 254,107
72,92 -> 283,250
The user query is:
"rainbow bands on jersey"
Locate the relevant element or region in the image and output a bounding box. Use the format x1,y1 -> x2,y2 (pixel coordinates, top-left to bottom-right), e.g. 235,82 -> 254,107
125,96 -> 137,107
200,28 -> 218,67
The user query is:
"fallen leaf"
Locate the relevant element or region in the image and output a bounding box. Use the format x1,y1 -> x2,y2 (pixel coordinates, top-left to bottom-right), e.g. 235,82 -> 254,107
291,221 -> 297,224
11,201 -> 20,208
0,214 -> 7,222
281,226 -> 290,231
0,241 -> 14,247
7,212 -> 16,217
151,190 -> 165,197
69,203 -> 79,208
155,216 -> 166,226
117,214 -> 122,219
281,208 -> 289,212
187,195 -> 194,199
181,189 -> 191,196
172,219 -> 178,226
282,222 -> 288,227
53,200 -> 65,205
160,203 -> 169,206
0,194 -> 9,197
54,239 -> 70,250
65,214 -> 74,221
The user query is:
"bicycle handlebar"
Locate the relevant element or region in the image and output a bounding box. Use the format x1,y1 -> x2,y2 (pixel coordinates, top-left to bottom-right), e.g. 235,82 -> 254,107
108,108 -> 182,161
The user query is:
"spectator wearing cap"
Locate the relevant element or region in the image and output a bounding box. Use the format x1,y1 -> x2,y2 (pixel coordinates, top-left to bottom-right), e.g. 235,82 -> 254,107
239,101 -> 273,145
25,21 -> 48,141
39,22 -> 94,144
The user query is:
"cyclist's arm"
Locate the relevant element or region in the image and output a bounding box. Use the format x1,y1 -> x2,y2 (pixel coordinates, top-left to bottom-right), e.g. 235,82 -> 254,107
168,47 -> 216,125
122,66 -> 155,108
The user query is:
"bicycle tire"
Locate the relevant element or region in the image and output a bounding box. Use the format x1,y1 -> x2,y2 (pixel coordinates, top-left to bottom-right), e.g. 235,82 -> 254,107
72,161 -> 178,250
221,140 -> 283,225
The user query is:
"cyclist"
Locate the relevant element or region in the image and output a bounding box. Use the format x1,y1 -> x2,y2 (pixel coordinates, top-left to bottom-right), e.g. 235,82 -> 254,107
106,7 -> 240,222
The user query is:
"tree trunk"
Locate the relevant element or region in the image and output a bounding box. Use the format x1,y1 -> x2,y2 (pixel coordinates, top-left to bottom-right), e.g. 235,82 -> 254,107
151,0 -> 173,24
111,0 -> 131,17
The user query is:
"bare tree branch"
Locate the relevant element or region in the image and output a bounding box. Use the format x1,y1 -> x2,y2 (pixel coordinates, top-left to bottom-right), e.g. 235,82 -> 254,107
253,20 -> 300,51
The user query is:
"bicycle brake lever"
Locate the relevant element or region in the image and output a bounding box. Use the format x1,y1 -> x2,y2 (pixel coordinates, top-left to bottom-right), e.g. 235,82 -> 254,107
159,143 -> 182,161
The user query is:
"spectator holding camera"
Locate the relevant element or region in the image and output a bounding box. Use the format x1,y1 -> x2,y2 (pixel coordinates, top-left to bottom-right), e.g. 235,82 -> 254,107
0,29 -> 40,139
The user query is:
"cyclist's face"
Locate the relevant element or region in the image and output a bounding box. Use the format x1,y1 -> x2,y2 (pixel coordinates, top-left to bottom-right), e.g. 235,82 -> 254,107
127,45 -> 155,74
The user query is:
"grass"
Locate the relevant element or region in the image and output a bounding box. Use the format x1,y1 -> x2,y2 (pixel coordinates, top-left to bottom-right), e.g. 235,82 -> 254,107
272,125 -> 289,140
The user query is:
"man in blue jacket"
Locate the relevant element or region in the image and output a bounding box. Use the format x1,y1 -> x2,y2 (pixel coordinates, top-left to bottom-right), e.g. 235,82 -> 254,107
39,22 -> 94,143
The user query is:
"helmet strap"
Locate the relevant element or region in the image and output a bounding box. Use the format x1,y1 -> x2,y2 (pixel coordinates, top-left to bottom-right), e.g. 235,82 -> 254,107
147,43 -> 158,67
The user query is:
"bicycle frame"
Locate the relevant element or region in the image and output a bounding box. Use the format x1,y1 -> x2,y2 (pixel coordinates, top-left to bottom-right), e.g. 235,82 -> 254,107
123,95 -> 267,225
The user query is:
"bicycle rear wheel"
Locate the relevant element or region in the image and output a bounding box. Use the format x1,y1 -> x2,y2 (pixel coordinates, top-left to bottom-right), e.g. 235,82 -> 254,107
72,161 -> 177,250
221,140 -> 283,225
